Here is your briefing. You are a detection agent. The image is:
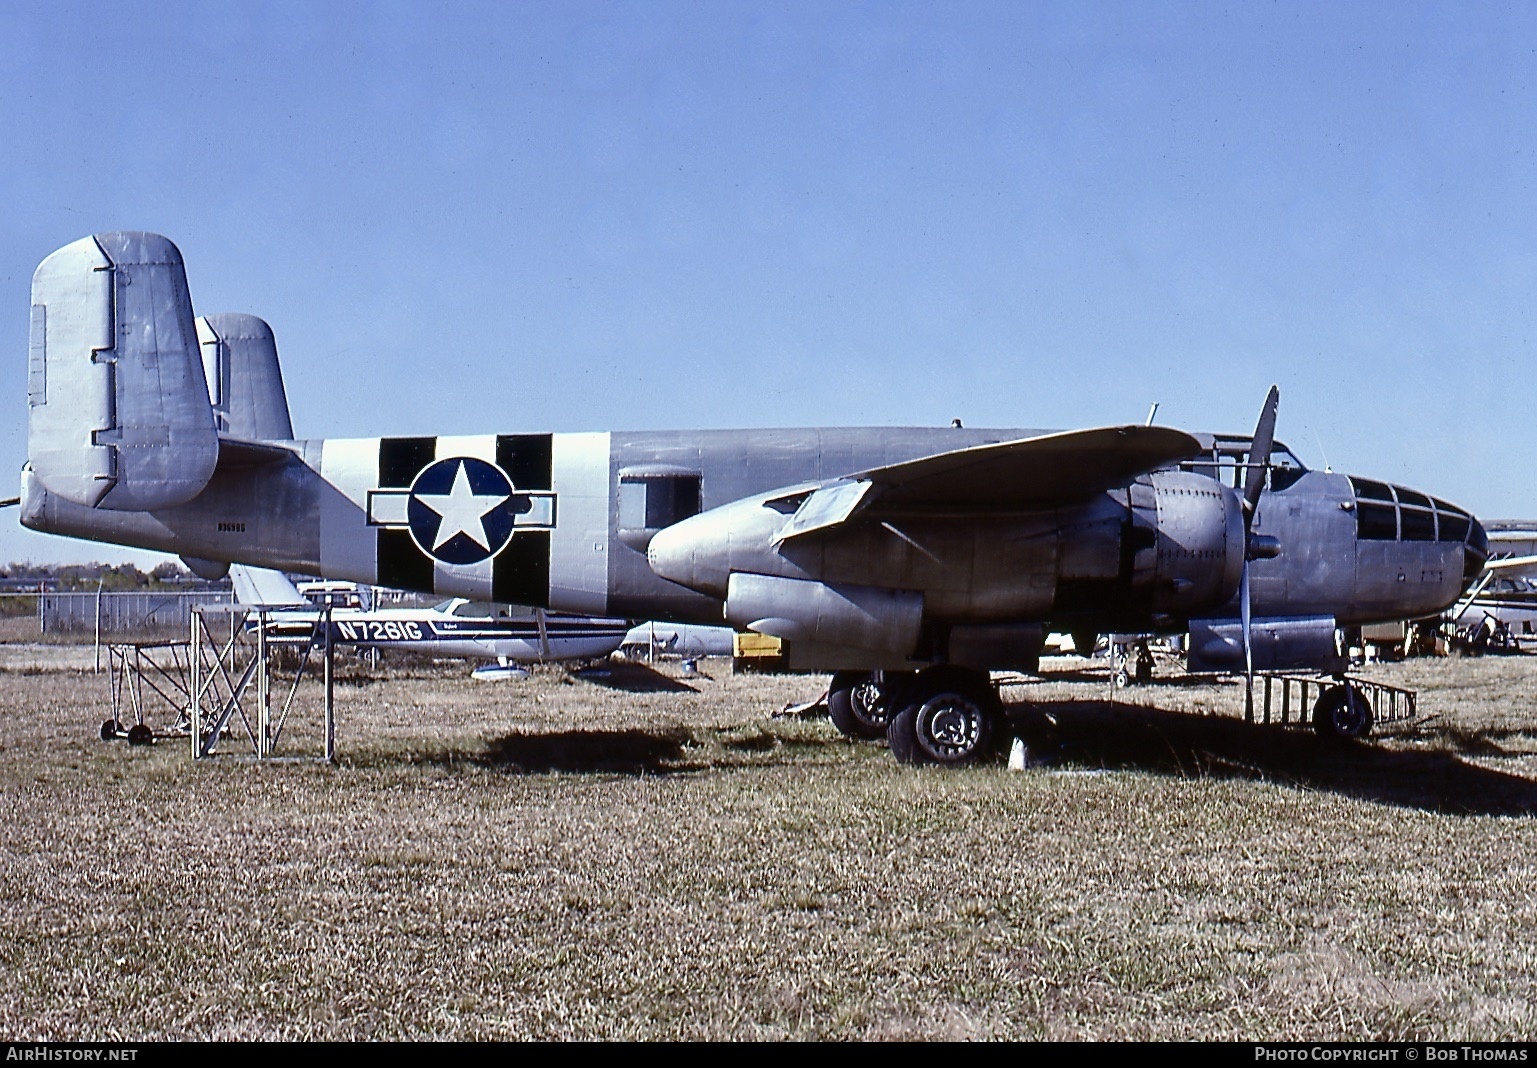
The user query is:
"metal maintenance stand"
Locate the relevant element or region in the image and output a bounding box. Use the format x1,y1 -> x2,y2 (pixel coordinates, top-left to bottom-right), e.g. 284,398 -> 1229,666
1250,671 -> 1417,736
187,603 -> 336,762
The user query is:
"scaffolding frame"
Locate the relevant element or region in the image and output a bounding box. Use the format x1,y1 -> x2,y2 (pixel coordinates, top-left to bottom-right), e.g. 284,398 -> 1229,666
189,603 -> 336,762
99,604 -> 337,762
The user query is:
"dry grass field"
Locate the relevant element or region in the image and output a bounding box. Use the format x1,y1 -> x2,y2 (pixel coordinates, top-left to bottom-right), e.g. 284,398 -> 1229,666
1,636 -> 1535,1041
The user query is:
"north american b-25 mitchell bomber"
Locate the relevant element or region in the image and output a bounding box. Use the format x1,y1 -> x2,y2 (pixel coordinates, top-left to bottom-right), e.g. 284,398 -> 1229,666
18,233 -> 1489,764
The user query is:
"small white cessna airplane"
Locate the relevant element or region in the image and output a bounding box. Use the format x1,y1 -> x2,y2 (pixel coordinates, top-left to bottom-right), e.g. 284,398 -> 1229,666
229,564 -> 632,666
18,233 -> 1489,765
1446,521 -> 1537,652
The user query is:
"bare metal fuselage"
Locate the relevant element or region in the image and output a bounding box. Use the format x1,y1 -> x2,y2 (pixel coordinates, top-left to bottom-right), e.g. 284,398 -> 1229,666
20,425 -> 1473,655
18,231 -> 1485,679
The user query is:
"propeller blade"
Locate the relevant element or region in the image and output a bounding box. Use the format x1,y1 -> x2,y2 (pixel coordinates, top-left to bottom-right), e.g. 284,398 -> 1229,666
1243,385 -> 1280,527
1241,561 -> 1254,720
0,497 -> 18,508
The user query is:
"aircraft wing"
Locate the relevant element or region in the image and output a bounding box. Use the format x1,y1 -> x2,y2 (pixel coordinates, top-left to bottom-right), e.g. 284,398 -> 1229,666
850,425 -> 1203,511
772,425 -> 1204,544
1485,553 -> 1537,575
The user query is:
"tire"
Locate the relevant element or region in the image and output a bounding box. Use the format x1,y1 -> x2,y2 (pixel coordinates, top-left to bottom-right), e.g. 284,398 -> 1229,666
1312,684 -> 1373,740
886,667 -> 1000,767
100,720 -> 119,742
828,671 -> 905,740
126,723 -> 155,747
887,703 -> 923,765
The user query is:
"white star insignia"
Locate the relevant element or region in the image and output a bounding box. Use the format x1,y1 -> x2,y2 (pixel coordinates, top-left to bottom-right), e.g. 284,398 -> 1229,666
415,461 -> 509,552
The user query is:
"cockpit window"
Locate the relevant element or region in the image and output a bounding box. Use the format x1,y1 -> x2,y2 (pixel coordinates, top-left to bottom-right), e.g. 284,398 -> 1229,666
1438,511 -> 1471,543
1180,438 -> 1308,492
1357,500 -> 1399,540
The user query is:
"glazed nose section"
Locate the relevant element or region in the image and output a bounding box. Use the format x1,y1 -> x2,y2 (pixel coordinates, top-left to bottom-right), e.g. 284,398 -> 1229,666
1463,515 -> 1489,587
1349,476 -> 1485,580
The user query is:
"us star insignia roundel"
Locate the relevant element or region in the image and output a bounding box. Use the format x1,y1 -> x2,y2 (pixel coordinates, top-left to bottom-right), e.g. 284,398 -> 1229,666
368,434 -> 556,605
406,457 -> 521,565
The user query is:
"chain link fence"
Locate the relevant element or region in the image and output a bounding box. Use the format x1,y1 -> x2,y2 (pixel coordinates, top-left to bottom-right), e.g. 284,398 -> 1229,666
17,590 -> 236,635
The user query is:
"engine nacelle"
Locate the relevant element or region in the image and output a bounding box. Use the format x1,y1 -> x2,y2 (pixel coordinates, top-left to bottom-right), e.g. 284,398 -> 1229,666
725,572 -> 923,657
1139,468 -> 1248,616
1186,614 -> 1346,674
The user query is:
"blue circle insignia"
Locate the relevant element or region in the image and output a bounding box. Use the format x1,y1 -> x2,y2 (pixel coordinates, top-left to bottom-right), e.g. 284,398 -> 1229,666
406,457 -> 518,566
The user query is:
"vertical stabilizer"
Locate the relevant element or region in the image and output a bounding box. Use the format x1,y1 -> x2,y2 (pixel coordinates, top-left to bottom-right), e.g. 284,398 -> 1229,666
28,232 -> 218,510
198,313 -> 295,440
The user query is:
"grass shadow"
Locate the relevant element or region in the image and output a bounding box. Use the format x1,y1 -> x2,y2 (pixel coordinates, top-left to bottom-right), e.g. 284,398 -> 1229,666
477,727 -> 699,774
574,660 -> 700,693
1006,697 -> 1537,817
459,720 -> 846,775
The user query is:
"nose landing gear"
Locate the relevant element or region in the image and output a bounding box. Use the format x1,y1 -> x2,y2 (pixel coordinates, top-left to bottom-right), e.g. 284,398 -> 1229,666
1311,682 -> 1374,740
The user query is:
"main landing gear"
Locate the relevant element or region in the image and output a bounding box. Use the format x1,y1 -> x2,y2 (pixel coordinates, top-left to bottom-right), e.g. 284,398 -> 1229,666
827,670 -> 911,740
828,666 -> 1003,767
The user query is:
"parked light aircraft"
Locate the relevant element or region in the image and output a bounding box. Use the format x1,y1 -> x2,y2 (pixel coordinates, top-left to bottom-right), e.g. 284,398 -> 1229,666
228,564 -> 631,666
1445,521 -> 1537,651
18,233 -> 1489,764
620,621 -> 737,661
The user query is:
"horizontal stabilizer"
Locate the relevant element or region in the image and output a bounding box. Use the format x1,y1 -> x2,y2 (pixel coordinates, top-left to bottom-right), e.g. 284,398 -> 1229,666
848,425 -> 1204,513
214,437 -> 302,470
28,232 -> 217,510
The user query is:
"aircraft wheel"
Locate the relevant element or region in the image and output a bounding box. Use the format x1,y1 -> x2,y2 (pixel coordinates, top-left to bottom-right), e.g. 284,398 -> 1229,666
1312,684 -> 1373,740
887,667 -> 1000,767
827,670 -> 907,740
126,724 -> 155,747
887,703 -> 923,765
100,719 -> 119,741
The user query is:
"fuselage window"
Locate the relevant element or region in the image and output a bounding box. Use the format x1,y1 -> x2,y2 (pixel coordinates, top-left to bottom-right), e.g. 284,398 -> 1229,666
620,474 -> 702,531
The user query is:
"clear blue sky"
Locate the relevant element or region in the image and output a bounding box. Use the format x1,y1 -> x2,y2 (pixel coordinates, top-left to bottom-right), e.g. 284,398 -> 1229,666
2,1 -> 1532,567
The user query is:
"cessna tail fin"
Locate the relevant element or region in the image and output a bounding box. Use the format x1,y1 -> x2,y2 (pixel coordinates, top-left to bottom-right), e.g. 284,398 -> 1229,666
28,232 -> 218,510
229,564 -> 308,608
197,313 -> 294,441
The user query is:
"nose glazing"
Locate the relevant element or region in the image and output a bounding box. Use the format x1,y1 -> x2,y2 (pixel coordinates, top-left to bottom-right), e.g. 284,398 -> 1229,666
1348,475 -> 1485,586
1463,516 -> 1489,586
